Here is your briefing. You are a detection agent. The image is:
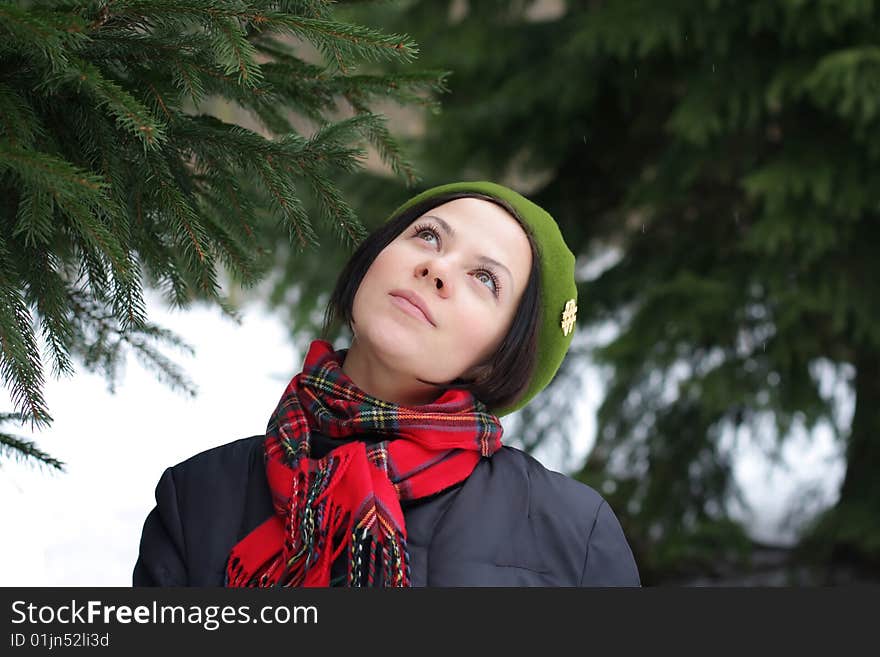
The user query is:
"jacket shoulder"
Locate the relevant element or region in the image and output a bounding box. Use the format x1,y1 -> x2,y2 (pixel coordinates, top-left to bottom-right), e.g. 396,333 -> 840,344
494,446 -> 605,521
166,434 -> 267,540
169,434 -> 264,479
134,435 -> 266,587
496,447 -> 641,586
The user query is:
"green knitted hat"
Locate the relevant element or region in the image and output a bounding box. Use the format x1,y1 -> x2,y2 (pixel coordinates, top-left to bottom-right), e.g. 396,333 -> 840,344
387,181 -> 578,418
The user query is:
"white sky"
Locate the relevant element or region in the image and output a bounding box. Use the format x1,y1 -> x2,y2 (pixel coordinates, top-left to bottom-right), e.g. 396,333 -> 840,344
0,295 -> 846,586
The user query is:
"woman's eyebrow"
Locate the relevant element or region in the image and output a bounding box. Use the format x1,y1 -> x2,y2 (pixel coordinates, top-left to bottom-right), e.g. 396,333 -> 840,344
423,214 -> 513,286
424,214 -> 456,240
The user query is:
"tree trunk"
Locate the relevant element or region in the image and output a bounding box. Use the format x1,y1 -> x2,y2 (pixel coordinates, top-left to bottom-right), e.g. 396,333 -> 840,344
839,349 -> 880,505
808,347 -> 880,567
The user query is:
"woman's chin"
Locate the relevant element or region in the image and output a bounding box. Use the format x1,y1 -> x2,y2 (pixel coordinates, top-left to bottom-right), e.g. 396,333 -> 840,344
355,326 -> 417,358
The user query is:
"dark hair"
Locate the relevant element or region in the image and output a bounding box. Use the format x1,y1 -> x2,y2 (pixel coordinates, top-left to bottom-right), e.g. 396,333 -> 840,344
322,191 -> 542,412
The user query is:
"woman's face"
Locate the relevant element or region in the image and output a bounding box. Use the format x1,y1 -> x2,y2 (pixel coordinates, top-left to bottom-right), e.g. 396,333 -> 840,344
349,197 -> 533,389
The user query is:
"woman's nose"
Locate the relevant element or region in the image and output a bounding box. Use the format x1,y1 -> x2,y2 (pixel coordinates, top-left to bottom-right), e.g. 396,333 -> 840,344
419,267 -> 447,293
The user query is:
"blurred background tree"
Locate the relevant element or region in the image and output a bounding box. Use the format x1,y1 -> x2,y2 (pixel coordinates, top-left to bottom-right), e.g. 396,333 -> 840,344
269,0 -> 880,584
0,0 -> 447,468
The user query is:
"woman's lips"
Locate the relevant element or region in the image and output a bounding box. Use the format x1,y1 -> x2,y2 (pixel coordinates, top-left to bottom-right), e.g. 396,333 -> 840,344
390,294 -> 434,326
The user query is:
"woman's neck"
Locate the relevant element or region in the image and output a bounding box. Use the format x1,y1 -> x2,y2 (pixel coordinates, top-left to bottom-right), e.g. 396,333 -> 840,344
340,339 -> 441,407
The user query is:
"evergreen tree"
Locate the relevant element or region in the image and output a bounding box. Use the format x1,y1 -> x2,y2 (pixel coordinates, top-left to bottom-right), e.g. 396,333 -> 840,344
0,0 -> 447,469
293,0 -> 880,580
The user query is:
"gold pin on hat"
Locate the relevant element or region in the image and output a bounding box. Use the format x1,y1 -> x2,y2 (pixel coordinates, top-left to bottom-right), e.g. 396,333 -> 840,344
560,298 -> 577,336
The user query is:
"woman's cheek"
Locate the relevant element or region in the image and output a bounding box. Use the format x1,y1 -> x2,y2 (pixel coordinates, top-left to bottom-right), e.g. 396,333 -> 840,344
456,312 -> 489,350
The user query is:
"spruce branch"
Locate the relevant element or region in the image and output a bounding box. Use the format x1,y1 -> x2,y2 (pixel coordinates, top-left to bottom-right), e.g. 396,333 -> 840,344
192,172 -> 259,243
0,3 -> 89,72
0,82 -> 45,149
304,171 -> 367,247
21,248 -> 76,379
39,56 -> 168,148
0,236 -> 51,427
210,15 -> 264,87
110,250 -> 148,332
126,330 -> 197,398
257,12 -> 419,71
254,155 -> 316,249
345,93 -> 418,185
0,429 -> 65,473
0,143 -> 106,198
152,174 -> 221,300
67,290 -> 197,397
14,185 -> 54,247
337,70 -> 451,109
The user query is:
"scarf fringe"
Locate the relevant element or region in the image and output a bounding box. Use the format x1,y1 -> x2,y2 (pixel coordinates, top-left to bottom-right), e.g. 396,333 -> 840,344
226,452 -> 411,587
348,524 -> 411,587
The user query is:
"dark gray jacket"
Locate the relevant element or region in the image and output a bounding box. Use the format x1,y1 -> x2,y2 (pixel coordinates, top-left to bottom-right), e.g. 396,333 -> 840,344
133,434 -> 640,587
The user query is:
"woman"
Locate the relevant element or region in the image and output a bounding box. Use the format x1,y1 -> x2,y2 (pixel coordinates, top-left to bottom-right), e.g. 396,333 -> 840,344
133,181 -> 640,587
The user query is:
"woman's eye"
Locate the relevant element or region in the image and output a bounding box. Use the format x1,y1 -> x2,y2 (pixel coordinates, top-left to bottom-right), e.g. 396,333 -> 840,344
418,230 -> 438,245
475,271 -> 496,293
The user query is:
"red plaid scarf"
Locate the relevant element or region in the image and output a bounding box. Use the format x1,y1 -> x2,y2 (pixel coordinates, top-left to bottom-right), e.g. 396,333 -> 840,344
225,338 -> 504,587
